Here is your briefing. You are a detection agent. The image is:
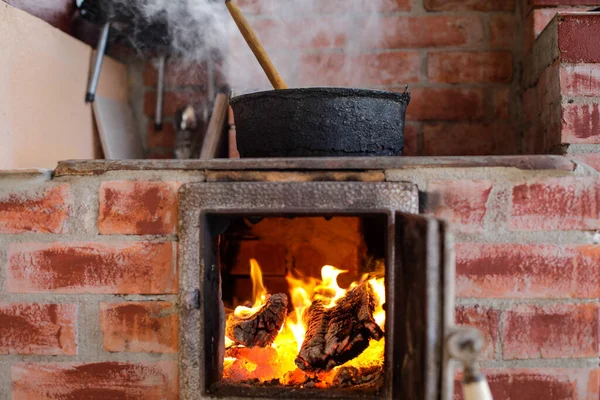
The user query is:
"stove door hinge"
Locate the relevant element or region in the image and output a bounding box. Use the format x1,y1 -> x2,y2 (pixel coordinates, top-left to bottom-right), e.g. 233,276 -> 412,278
183,289 -> 201,310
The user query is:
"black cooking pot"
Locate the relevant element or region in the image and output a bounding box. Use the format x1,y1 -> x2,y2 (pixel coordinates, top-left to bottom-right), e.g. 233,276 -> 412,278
229,87 -> 410,158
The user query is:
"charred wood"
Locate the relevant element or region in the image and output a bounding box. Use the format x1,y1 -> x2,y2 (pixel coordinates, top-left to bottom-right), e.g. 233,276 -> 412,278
226,293 -> 288,347
295,282 -> 384,371
333,365 -> 384,387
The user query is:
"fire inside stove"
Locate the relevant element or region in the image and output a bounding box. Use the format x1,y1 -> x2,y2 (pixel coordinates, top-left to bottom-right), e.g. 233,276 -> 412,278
216,215 -> 386,392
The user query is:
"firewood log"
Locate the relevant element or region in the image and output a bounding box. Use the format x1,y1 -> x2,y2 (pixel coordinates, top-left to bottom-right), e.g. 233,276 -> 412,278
295,282 -> 384,371
226,293 -> 288,347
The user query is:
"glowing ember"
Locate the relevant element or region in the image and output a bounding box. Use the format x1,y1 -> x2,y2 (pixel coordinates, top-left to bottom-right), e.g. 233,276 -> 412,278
224,258 -> 386,387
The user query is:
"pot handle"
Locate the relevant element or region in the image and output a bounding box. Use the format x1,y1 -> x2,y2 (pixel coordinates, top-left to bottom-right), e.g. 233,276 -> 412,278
446,326 -> 493,400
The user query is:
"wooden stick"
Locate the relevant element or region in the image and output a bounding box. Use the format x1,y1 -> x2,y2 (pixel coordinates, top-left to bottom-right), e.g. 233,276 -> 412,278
225,0 -> 288,90
199,93 -> 229,159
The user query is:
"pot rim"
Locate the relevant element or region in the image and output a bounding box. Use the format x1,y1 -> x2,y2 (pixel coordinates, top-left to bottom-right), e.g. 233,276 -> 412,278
230,86 -> 411,105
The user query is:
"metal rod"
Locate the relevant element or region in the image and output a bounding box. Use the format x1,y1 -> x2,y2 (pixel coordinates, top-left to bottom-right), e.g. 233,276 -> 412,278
85,22 -> 110,103
154,55 -> 166,131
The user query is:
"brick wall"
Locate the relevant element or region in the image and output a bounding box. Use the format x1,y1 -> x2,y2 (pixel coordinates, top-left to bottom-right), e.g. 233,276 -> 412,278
135,1 -> 600,160
0,169 -> 199,399
522,0 -> 600,52
522,11 -> 600,167
1,158 -> 599,398
143,0 -> 521,157
390,162 -> 600,399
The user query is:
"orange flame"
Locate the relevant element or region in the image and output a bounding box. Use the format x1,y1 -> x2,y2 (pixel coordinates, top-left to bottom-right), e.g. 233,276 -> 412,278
224,259 -> 386,386
285,273 -> 316,352
314,265 -> 348,308
369,277 -> 385,329
232,258 -> 267,318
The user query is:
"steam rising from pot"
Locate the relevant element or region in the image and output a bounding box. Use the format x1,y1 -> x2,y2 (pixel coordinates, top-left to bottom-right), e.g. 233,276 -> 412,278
226,0 -> 391,91
120,0 -> 393,91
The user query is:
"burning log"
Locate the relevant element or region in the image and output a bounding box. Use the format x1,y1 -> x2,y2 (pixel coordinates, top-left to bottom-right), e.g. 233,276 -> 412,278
226,293 -> 288,347
332,365 -> 384,388
295,282 -> 384,371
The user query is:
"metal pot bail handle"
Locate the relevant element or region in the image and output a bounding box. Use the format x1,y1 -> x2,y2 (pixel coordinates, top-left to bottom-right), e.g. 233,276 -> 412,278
446,326 -> 494,400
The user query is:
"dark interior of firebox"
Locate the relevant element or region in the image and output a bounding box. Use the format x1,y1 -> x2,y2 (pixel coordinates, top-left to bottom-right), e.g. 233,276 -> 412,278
206,214 -> 389,397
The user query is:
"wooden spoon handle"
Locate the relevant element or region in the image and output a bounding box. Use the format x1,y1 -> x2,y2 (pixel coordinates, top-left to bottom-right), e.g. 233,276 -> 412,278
225,0 -> 288,90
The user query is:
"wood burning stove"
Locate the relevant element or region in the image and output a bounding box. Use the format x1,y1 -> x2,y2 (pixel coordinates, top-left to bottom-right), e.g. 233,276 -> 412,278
178,179 -> 476,400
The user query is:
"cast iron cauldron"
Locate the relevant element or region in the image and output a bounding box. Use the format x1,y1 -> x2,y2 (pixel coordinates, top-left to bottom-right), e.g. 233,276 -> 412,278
230,87 -> 410,158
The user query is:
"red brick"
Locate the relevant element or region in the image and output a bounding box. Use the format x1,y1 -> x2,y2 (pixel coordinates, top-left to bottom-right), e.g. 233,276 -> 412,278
144,91 -> 206,118
591,369 -> 600,398
502,303 -> 599,359
298,52 -> 421,86
456,243 -> 600,298
375,16 -> 484,48
236,0 -> 278,14
511,177 -> 600,230
98,181 -> 180,235
143,60 -> 207,87
0,304 -> 76,355
403,124 -> 419,156
455,305 -> 500,359
0,184 -> 71,234
378,0 -> 412,11
426,180 -> 493,233
11,361 -> 178,399
494,87 -> 510,120
405,88 -> 485,121
572,153 -> 600,172
147,120 -> 176,149
423,122 -> 516,156
562,103 -> 600,143
455,368 -> 600,400
315,0 -> 412,12
233,276 -> 290,304
561,64 -> 600,97
294,17 -> 349,49
523,8 -> 579,52
7,242 -> 176,294
490,15 -> 517,49
559,14 -> 600,63
100,302 -> 178,353
240,217 -> 363,283
529,0 -> 600,5
227,51 -> 272,89
230,17 -> 351,50
424,0 -> 514,11
237,0 -> 411,14
428,52 -> 513,83
230,241 -> 287,276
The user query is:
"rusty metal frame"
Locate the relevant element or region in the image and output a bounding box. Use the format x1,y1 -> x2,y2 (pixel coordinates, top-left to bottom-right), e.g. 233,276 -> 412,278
178,181 -> 419,400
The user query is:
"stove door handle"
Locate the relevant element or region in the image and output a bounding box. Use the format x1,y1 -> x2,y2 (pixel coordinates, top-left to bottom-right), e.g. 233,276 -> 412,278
446,326 -> 493,400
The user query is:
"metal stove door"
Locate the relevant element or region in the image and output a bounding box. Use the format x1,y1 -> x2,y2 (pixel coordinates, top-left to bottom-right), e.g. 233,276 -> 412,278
388,213 -> 455,400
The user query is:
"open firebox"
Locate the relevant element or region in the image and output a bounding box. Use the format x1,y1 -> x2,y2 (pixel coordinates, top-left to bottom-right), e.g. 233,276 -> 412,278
220,214 -> 387,390
179,181 -> 455,400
